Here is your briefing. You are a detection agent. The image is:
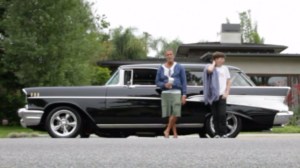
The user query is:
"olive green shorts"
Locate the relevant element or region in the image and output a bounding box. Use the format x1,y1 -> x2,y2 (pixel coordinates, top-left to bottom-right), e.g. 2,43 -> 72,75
161,90 -> 182,118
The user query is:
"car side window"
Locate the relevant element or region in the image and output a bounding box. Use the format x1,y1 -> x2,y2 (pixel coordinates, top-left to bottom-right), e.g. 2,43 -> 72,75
186,69 -> 203,86
132,69 -> 157,85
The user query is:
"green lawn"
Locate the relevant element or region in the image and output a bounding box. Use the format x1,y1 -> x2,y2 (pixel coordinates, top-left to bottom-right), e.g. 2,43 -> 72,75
271,125 -> 300,133
0,126 -> 45,138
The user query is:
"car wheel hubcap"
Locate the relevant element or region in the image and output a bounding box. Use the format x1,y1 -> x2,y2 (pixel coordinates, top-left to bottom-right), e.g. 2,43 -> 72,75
209,113 -> 238,137
50,110 -> 77,137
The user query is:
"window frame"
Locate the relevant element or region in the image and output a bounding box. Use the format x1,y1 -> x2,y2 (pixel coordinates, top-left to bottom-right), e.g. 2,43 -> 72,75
122,67 -> 158,87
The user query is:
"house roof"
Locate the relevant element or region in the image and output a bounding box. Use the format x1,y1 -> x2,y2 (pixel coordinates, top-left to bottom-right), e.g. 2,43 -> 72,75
176,42 -> 288,57
98,52 -> 300,71
200,52 -> 300,62
119,63 -> 240,71
98,42 -> 298,71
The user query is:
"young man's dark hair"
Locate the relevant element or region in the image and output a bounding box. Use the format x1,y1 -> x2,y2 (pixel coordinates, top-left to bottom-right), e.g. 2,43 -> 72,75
212,51 -> 226,60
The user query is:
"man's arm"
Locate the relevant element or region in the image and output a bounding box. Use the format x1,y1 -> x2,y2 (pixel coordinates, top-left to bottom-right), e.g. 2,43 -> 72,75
207,60 -> 216,73
180,66 -> 187,105
155,66 -> 172,89
155,67 -> 165,88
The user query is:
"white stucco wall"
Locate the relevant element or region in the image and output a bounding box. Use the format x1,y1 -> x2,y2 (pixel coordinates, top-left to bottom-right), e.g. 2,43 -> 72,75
226,57 -> 300,74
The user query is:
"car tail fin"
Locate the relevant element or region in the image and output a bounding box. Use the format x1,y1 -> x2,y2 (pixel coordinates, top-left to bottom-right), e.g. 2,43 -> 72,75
284,88 -> 292,106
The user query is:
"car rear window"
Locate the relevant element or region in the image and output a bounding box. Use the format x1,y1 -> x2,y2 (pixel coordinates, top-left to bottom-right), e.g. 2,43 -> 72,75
186,69 -> 203,86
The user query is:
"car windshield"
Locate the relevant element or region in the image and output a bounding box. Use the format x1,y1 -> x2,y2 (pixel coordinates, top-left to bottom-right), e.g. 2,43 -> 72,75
106,70 -> 120,85
230,70 -> 254,86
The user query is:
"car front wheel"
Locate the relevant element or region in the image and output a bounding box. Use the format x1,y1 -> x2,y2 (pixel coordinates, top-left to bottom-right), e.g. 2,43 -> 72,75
46,106 -> 82,138
205,113 -> 242,138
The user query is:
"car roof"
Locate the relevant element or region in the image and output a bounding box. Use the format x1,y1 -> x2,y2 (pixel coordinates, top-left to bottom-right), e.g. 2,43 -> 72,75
119,63 -> 240,71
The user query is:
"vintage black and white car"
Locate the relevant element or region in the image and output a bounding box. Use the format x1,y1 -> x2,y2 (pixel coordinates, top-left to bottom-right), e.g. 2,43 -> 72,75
18,63 -> 293,138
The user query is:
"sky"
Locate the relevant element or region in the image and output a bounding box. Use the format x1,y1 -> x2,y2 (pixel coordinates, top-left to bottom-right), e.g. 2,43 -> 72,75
89,0 -> 300,55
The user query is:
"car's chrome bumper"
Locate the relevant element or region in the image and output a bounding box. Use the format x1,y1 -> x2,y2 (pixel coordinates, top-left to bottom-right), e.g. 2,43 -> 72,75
18,106 -> 44,127
273,111 -> 294,126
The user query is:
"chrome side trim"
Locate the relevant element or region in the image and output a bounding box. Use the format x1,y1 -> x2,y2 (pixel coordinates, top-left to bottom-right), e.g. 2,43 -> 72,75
18,107 -> 44,127
97,123 -> 203,129
28,96 -> 161,100
273,111 -> 294,126
177,123 -> 203,128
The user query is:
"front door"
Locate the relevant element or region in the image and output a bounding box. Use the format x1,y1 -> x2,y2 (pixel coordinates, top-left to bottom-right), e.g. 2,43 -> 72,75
103,68 -> 164,126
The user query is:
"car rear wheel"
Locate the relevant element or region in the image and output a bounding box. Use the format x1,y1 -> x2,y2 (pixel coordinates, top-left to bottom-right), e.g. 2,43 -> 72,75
46,107 -> 82,138
205,113 -> 242,138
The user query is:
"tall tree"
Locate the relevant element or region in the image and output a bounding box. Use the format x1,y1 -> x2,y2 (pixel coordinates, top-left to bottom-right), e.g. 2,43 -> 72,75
0,0 -> 7,75
2,0 -> 104,86
0,0 -> 107,124
109,26 -> 148,60
150,38 -> 182,58
239,10 -> 264,44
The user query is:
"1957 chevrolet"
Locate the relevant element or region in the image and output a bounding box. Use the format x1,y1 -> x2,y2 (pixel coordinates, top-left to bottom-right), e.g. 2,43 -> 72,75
18,64 -> 293,138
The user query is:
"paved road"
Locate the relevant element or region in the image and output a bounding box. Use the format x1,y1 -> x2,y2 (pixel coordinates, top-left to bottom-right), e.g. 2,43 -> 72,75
1,134 -> 300,168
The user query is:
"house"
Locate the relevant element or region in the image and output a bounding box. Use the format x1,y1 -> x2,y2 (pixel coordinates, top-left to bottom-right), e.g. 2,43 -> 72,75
99,24 -> 300,108
176,24 -> 300,108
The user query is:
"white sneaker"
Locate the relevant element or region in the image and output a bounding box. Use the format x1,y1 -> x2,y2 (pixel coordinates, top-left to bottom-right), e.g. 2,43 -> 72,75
214,135 -> 220,138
